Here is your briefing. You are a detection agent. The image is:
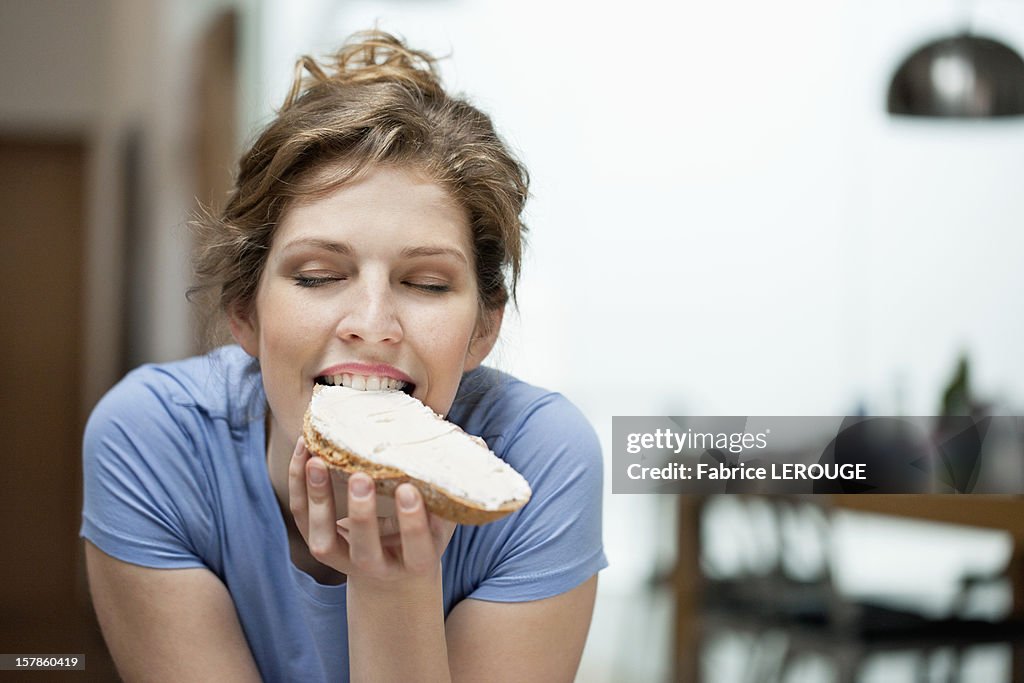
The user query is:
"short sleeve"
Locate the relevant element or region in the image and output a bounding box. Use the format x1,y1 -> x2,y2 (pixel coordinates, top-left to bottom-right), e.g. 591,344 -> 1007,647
468,394 -> 607,602
80,369 -> 214,570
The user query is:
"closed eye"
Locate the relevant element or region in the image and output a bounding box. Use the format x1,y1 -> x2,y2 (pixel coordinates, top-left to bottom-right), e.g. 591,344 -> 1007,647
292,274 -> 344,288
406,282 -> 451,293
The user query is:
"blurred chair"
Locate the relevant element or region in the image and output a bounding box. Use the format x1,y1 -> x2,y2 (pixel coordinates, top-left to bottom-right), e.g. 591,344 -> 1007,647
674,494 -> 1024,683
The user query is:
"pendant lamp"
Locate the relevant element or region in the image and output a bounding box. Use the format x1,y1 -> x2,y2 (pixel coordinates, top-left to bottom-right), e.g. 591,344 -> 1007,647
887,33 -> 1024,117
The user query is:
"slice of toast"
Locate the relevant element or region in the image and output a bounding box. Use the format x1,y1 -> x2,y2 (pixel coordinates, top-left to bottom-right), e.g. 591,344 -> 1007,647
302,384 -> 531,525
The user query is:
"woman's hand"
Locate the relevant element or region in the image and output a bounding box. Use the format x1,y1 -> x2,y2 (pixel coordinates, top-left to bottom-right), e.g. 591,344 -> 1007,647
287,436 -> 456,583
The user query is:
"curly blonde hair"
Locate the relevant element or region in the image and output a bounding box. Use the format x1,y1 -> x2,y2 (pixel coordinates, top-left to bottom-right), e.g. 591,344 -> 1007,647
190,30 -> 529,344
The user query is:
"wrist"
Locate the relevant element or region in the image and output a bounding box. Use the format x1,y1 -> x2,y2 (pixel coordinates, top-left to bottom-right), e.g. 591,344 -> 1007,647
348,565 -> 442,601
346,565 -> 450,682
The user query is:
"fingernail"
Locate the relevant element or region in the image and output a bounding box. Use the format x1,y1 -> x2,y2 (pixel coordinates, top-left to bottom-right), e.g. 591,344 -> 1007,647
397,485 -> 418,511
350,475 -> 372,499
308,462 -> 327,485
293,437 -> 305,458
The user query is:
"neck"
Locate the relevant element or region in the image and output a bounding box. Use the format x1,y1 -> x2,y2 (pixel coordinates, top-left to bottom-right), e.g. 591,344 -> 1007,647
266,414 -> 292,507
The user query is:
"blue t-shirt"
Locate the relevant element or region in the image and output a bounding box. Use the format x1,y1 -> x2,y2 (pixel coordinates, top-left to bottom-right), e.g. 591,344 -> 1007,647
81,345 -> 606,681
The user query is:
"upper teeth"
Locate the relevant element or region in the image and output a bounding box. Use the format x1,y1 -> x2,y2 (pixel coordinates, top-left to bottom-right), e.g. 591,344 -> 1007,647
322,374 -> 407,392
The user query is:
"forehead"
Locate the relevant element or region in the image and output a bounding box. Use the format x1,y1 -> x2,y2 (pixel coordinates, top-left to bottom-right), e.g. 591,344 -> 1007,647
275,165 -> 471,252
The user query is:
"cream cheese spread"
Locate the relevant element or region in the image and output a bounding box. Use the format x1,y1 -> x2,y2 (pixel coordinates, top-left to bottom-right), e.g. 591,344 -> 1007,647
309,386 -> 531,510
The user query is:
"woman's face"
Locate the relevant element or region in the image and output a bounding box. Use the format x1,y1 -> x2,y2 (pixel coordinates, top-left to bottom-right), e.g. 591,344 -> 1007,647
232,165 -> 499,452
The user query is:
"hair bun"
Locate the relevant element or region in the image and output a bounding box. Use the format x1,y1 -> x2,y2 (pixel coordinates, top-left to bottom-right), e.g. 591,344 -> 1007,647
284,30 -> 445,109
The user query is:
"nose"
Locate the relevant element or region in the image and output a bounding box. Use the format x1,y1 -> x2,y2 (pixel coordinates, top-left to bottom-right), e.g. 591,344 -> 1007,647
335,274 -> 403,344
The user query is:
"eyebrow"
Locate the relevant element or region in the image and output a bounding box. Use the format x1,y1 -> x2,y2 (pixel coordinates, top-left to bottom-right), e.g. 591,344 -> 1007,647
279,238 -> 352,256
400,245 -> 469,265
279,238 -> 468,265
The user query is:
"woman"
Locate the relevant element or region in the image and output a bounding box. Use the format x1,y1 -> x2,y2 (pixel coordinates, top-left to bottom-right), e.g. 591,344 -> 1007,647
81,31 -> 606,681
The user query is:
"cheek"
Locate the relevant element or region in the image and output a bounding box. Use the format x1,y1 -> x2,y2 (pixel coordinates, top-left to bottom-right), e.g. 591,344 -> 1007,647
252,289 -> 327,411
425,307 -> 476,359
417,306 -> 479,408
256,290 -> 323,355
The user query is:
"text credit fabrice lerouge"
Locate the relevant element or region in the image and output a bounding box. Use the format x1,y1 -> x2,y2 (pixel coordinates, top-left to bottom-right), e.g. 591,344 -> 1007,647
612,416 -> 1023,494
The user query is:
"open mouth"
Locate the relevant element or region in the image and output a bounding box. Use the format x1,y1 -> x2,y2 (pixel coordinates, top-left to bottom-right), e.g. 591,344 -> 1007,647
314,374 -> 415,395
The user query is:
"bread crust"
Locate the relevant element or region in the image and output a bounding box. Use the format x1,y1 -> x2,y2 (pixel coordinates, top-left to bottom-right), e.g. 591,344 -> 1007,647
302,409 -> 527,525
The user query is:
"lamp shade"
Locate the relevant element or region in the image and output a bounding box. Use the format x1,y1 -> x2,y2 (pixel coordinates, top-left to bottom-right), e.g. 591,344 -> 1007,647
887,35 -> 1024,117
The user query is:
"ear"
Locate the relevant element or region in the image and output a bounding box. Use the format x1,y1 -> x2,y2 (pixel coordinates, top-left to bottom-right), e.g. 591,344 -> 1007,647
464,306 -> 504,372
228,304 -> 260,358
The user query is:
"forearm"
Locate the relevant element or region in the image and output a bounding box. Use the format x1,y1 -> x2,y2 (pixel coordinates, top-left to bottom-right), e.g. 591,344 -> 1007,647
346,571 -> 452,682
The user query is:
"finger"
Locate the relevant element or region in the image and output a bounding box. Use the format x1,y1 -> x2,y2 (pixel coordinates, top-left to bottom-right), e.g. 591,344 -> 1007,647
305,458 -> 343,563
346,474 -> 385,572
287,437 -> 310,537
395,484 -> 437,574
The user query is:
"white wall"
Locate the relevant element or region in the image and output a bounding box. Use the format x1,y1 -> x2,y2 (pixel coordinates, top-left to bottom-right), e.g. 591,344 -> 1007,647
844,0 -> 1024,417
